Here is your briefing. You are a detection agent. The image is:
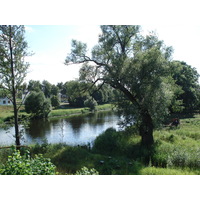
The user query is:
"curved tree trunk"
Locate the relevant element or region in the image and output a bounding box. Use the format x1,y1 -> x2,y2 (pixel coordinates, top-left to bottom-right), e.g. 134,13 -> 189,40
139,110 -> 154,147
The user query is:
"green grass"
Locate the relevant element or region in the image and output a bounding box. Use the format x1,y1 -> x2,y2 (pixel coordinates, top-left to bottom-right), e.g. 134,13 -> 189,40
0,104 -> 113,123
0,111 -> 199,175
140,167 -> 197,175
49,104 -> 114,118
26,114 -> 199,175
0,106 -> 14,121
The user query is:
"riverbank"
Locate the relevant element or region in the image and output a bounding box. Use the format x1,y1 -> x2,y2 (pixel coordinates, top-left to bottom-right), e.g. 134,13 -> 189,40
49,103 -> 114,118
0,103 -> 114,125
41,113 -> 200,175
0,113 -> 199,175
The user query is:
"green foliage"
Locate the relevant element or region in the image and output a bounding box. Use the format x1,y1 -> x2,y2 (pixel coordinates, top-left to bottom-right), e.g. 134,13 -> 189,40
75,166 -> 99,175
51,95 -> 60,108
51,85 -> 59,96
49,145 -> 91,174
0,25 -> 30,96
28,80 -> 42,92
0,25 -> 31,147
84,97 -> 98,111
42,80 -> 52,98
0,149 -> 56,175
170,61 -> 200,112
92,128 -> 125,155
66,25 -> 178,146
140,167 -> 196,175
25,91 -> 52,118
66,81 -> 89,107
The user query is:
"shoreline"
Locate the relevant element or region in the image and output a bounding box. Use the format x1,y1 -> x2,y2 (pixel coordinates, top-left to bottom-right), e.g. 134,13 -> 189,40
0,104 -> 114,125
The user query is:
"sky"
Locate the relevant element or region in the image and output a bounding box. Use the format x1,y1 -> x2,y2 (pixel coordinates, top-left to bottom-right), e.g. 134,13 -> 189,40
24,25 -> 101,84
24,25 -> 200,84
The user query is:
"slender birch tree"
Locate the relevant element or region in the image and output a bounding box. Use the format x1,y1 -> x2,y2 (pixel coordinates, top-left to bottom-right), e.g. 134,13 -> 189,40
0,25 -> 30,148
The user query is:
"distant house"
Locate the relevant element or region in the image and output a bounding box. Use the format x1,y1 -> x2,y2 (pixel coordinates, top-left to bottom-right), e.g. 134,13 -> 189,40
0,97 -> 12,105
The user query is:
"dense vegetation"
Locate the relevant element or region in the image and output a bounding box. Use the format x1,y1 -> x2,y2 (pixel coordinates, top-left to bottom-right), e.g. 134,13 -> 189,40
0,113 -> 199,175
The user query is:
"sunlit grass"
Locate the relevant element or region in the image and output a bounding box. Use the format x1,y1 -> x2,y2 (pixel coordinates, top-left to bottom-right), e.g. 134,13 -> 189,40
140,167 -> 198,175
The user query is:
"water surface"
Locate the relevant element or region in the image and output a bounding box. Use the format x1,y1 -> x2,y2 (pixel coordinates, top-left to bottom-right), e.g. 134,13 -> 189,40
0,111 -> 120,146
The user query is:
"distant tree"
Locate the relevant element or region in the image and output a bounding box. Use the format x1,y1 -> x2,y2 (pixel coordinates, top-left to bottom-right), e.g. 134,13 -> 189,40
56,82 -> 67,95
65,25 -> 177,147
42,80 -> 52,98
28,80 -> 42,92
51,84 -> 59,96
66,80 -> 89,107
84,97 -> 98,111
0,25 -> 31,148
170,61 -> 200,112
51,95 -> 60,108
25,91 -> 51,118
57,82 -> 64,90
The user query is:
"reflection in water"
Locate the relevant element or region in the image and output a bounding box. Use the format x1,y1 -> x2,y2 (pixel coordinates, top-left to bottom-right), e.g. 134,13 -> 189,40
0,111 -> 120,146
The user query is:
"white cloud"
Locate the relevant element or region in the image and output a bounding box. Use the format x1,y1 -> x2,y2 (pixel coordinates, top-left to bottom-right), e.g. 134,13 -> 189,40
25,26 -> 34,33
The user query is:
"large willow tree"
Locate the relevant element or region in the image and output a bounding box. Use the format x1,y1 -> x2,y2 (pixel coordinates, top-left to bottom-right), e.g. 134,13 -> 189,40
0,25 -> 30,148
65,25 -> 177,147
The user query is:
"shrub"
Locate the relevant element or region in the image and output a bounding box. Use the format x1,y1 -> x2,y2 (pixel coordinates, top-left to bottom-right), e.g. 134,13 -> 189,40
25,91 -> 52,118
92,128 -> 120,155
84,97 -> 98,111
75,166 -> 99,175
0,149 -> 56,175
51,95 -> 60,108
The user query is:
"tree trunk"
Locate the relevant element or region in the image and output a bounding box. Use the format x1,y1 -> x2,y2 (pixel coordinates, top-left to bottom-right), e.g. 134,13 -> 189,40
139,109 -> 154,147
9,25 -> 21,149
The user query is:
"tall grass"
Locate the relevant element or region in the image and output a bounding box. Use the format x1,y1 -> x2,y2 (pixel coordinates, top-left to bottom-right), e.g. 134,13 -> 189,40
140,167 -> 197,175
0,111 -> 199,175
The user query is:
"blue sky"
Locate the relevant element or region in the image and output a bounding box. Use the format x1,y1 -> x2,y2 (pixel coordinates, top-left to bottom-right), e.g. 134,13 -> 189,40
24,25 -> 200,84
25,25 -> 101,84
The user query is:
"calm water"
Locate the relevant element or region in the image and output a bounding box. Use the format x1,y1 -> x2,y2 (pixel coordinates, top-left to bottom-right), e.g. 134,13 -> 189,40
0,111 -> 120,146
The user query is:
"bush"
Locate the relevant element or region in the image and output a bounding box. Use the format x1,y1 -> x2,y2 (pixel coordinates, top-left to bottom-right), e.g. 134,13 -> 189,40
0,149 -> 56,175
75,166 -> 99,175
92,128 -> 122,155
84,97 -> 98,111
51,95 -> 60,108
25,91 -> 52,118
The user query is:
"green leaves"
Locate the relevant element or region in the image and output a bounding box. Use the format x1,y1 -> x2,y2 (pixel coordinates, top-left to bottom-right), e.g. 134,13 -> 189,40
0,149 -> 56,175
75,166 -> 99,175
65,40 -> 87,64
24,91 -> 52,118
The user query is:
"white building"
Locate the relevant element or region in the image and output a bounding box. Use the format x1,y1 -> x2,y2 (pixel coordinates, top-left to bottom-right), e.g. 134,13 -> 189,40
0,97 -> 12,105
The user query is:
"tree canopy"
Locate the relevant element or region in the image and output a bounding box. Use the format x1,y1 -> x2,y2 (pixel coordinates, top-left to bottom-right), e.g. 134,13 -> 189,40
65,25 -> 178,146
170,61 -> 200,112
0,25 -> 30,148
25,91 -> 51,118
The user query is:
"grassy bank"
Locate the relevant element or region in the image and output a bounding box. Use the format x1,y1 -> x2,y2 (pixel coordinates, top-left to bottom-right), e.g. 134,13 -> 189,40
0,106 -> 14,123
44,114 -> 200,174
0,104 -> 114,124
49,103 -> 113,118
0,108 -> 199,175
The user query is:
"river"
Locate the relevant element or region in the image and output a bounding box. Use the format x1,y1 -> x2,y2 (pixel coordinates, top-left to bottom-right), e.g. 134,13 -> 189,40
0,111 -> 121,146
